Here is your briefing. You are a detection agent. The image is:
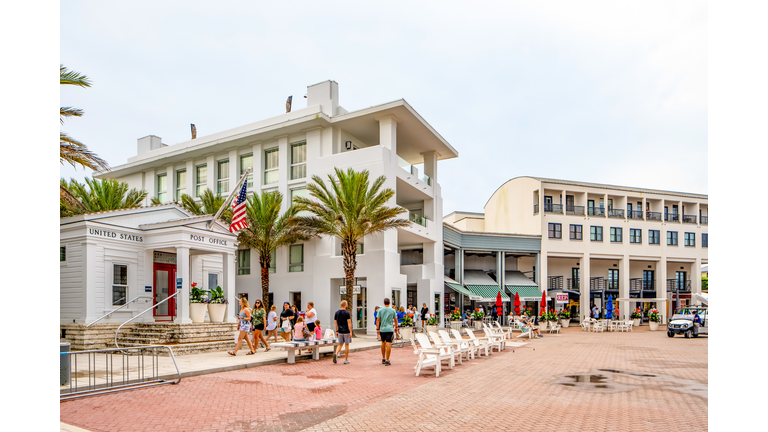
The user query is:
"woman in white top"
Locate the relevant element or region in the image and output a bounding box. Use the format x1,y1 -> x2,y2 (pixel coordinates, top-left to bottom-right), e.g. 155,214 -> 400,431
266,305 -> 279,344
305,301 -> 318,334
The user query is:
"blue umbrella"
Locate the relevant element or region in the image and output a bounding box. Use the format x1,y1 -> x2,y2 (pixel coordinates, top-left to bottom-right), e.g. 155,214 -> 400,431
606,295 -> 614,320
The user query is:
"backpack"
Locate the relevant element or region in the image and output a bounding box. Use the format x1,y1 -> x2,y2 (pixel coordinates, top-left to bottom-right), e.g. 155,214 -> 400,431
301,324 -> 311,339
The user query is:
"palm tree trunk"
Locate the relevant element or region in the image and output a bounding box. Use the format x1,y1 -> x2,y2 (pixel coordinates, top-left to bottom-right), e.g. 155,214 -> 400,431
342,239 -> 358,337
260,254 -> 271,310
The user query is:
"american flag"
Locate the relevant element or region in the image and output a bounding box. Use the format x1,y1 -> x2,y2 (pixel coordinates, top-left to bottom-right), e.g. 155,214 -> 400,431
229,181 -> 249,233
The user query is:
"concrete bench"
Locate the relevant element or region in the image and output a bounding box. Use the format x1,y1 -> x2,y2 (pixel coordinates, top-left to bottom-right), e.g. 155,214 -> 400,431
272,338 -> 339,364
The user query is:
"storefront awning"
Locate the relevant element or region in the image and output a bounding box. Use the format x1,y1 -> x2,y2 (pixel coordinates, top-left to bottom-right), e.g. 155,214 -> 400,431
445,282 -> 473,297
464,285 -> 510,302
506,285 -> 543,302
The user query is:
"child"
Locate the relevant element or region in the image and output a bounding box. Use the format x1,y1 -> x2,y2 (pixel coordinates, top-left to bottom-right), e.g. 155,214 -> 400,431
314,320 -> 322,340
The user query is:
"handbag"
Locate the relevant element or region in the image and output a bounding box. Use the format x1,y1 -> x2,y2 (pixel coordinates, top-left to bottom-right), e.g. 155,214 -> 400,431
282,319 -> 291,331
301,324 -> 311,339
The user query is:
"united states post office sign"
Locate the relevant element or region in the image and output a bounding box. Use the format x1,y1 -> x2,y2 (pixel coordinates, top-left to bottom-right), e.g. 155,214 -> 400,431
153,252 -> 177,264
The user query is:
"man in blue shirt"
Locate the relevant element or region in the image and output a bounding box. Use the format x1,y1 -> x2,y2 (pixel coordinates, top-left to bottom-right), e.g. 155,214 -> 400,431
376,298 -> 398,366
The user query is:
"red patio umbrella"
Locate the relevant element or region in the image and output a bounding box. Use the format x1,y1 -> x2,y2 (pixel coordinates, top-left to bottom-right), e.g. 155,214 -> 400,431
540,289 -> 547,316
514,292 -> 521,315
495,291 -> 503,317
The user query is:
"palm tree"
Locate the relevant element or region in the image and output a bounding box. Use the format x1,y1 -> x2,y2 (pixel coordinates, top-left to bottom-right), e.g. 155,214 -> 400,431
293,168 -> 410,317
60,177 -> 148,217
236,191 -> 313,310
176,189 -> 233,223
60,65 -> 109,172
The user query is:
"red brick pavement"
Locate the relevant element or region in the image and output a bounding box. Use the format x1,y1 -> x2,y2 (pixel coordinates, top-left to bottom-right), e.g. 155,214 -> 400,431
60,327 -> 707,432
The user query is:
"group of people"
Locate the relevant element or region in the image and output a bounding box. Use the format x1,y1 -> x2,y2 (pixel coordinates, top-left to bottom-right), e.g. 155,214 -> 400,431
229,297 -> 323,356
333,297 -> 407,366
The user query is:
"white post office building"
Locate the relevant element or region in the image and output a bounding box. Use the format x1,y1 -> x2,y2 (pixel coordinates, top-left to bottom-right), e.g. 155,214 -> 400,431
62,80 -> 458,338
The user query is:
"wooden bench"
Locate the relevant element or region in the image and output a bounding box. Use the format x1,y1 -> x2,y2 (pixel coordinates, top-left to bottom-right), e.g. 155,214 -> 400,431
271,338 -> 339,364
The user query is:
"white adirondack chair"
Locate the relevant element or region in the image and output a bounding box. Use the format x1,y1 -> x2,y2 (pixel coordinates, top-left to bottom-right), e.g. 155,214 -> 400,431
464,328 -> 492,357
493,322 -> 513,339
439,329 -> 472,362
482,327 -> 506,352
414,333 -> 454,376
450,329 -> 479,359
429,331 -> 463,365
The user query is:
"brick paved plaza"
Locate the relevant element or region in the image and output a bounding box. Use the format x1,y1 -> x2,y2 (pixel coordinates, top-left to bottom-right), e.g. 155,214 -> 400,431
60,326 -> 707,432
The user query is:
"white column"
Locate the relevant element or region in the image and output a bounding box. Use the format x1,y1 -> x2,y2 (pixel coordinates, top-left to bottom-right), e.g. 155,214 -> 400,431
206,155 -> 215,194
175,246 -> 191,324
580,253 -> 590,322
422,150 -> 438,184
166,165 -> 175,204
620,255 -> 630,321
222,251 -> 237,323
81,241 -> 99,323
276,135 -> 289,211
658,257 -> 668,324
692,257 -> 702,300
144,169 -> 156,206
377,115 -> 398,166
185,160 -> 194,197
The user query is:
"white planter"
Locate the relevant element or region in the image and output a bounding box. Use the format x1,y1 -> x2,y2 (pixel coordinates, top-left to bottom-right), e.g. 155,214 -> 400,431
649,321 -> 659,331
426,325 -> 437,334
474,321 -> 483,330
539,321 -> 548,331
560,319 -> 570,328
633,318 -> 641,327
400,327 -> 413,341
450,321 -> 463,331
207,303 -> 227,323
190,303 -> 207,323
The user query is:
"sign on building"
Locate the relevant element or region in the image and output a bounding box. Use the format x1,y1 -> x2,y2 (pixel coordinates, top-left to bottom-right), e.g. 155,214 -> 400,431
556,293 -> 569,304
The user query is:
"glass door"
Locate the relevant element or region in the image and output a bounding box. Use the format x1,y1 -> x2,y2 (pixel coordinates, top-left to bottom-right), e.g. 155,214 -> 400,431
354,287 -> 367,329
608,269 -> 619,290
643,270 -> 654,290
153,263 -> 176,320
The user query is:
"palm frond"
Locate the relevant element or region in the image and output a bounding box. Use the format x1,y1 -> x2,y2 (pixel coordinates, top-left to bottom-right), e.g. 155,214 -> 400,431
60,132 -> 110,171
60,106 -> 84,124
60,65 -> 92,87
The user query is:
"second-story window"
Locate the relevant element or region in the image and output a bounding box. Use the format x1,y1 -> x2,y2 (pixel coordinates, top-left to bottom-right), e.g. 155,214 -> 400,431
590,226 -> 603,242
548,223 -> 561,239
176,170 -> 186,201
570,224 -> 582,240
217,160 -> 229,194
610,227 -> 622,242
291,142 -> 306,180
196,165 -> 207,197
240,154 -> 253,191
264,148 -> 279,185
156,174 -> 167,203
289,244 -> 304,272
684,232 -> 695,247
630,228 -> 642,244
269,249 -> 276,273
667,231 -> 678,246
702,233 -> 708,248
237,249 -> 250,275
649,229 -> 660,245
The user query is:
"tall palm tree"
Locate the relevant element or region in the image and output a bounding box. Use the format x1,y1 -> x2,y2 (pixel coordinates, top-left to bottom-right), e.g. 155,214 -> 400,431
236,191 -> 313,310
176,189 -> 233,223
60,65 -> 109,172
293,168 -> 410,316
60,177 -> 148,217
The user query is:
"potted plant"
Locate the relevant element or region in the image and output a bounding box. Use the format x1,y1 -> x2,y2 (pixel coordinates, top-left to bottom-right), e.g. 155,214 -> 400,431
450,308 -> 463,330
648,308 -> 661,331
547,309 -> 558,327
400,314 -> 414,341
538,313 -> 548,331
426,315 -> 438,334
631,308 -> 642,327
472,309 -> 485,329
207,285 -> 229,323
558,309 -> 571,328
189,282 -> 209,323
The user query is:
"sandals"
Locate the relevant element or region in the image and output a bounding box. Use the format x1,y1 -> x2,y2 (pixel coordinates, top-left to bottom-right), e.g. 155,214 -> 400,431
246,351 -> 255,355
228,351 -> 236,356
265,347 -> 271,352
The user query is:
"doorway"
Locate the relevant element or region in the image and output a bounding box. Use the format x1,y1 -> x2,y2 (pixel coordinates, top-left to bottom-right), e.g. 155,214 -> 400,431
289,292 -> 302,311
353,286 -> 367,329
153,262 -> 176,321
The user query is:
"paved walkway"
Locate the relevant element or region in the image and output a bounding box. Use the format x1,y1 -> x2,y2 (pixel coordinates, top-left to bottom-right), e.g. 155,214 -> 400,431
60,326 -> 708,432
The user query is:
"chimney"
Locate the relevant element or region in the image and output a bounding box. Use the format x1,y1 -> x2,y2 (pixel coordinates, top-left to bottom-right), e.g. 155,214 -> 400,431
191,124 -> 197,139
137,135 -> 163,156
306,80 -> 339,116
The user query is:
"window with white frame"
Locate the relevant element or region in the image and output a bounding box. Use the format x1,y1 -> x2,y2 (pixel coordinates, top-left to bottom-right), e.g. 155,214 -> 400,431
237,249 -> 250,275
217,160 -> 229,194
240,154 -> 253,190
289,244 -> 304,272
196,165 -> 207,197
176,170 -> 186,201
156,174 -> 168,203
264,148 -> 279,185
291,142 -> 307,180
112,264 -> 128,306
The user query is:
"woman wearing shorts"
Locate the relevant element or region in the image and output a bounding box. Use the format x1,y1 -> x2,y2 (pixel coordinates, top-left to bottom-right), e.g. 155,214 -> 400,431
229,297 -> 256,356
251,299 -> 270,352
266,305 -> 278,343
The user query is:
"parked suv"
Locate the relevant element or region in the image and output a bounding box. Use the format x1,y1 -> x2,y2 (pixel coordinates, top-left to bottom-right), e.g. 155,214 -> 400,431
667,307 -> 708,338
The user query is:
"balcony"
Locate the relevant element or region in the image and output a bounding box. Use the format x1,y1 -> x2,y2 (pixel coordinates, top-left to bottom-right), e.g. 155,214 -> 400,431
566,278 -> 579,290
700,216 -> 708,224
548,276 -> 563,291
682,214 -> 697,224
409,212 -> 427,227
397,155 -> 413,174
544,203 -> 563,213
587,207 -> 605,216
566,205 -> 585,216
646,212 -> 662,221
627,210 -> 644,220
607,209 -> 625,219
664,213 -> 680,222
590,277 -> 607,291
534,204 -> 539,214
629,279 -> 655,291
666,279 -> 692,292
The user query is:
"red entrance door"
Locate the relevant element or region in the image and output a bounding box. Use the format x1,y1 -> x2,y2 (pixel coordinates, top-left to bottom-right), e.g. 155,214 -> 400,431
153,263 -> 177,320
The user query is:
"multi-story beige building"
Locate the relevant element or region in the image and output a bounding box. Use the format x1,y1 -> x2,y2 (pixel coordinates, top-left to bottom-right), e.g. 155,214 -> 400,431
445,176 -> 708,323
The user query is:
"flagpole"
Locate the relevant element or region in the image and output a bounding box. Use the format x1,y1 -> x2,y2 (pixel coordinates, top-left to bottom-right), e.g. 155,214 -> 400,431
206,168 -> 251,230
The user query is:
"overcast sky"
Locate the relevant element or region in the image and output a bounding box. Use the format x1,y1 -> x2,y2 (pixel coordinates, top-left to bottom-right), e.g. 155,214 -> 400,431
60,1 -> 707,215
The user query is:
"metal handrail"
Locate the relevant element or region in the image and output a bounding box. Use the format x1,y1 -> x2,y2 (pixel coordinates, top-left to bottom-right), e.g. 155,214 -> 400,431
115,292 -> 179,350
87,296 -> 153,328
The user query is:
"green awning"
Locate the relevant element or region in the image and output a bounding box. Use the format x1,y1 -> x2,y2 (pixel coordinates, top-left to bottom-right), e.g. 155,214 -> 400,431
445,282 -> 473,297
464,285 -> 510,302
506,285 -> 544,302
